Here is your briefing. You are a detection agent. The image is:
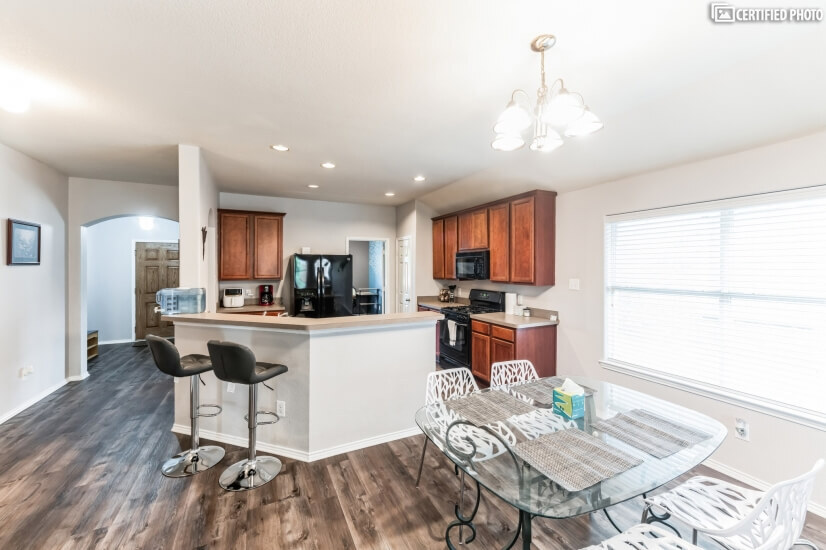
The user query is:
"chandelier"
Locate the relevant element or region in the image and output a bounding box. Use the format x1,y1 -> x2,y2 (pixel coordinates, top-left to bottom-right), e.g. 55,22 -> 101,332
491,34 -> 602,153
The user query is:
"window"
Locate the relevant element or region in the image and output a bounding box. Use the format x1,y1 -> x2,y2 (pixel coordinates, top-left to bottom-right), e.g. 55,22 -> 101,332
603,186 -> 826,427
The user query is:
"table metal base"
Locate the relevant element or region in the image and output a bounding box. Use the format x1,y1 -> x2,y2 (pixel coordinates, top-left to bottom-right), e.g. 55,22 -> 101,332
444,478 -> 533,550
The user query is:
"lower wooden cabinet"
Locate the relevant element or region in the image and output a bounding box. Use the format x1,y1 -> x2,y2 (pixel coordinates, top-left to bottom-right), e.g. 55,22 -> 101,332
471,319 -> 557,383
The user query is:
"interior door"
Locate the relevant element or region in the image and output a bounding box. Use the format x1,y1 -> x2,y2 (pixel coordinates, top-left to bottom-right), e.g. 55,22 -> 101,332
135,242 -> 179,340
397,237 -> 411,313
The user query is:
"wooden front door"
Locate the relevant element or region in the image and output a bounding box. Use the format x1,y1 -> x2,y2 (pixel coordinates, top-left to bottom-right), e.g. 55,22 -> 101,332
135,242 -> 179,340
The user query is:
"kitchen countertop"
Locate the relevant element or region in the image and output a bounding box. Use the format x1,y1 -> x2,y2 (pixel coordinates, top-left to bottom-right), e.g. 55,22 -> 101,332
216,304 -> 286,314
469,312 -> 558,328
417,297 -> 468,311
164,310 -> 443,332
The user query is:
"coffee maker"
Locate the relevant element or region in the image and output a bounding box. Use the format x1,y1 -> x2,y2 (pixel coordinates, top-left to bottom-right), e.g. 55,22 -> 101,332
259,284 -> 274,306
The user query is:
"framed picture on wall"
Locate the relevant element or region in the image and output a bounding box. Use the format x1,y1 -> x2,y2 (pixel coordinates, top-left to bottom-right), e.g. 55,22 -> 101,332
6,219 -> 41,265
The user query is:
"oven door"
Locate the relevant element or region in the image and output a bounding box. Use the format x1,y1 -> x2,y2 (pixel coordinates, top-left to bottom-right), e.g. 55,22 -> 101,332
439,317 -> 470,368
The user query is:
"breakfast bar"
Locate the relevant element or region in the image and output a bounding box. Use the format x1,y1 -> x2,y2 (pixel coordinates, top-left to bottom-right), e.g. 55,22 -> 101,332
166,310 -> 442,462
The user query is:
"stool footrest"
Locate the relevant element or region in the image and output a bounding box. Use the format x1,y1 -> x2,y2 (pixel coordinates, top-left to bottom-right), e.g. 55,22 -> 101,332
197,404 -> 223,418
243,410 -> 280,425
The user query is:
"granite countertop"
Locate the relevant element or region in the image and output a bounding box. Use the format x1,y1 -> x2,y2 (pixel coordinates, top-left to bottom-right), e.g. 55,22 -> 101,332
470,312 -> 558,328
163,311 -> 443,332
216,304 -> 286,314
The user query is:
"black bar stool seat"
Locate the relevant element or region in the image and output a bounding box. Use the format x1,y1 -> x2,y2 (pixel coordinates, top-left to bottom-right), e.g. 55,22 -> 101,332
207,340 -> 288,491
146,335 -> 225,477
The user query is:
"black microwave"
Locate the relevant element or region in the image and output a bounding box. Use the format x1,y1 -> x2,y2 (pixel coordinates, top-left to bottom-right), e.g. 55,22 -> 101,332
456,250 -> 490,280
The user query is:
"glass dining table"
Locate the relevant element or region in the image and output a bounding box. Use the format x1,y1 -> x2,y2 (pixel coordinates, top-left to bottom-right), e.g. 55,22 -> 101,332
414,376 -> 727,550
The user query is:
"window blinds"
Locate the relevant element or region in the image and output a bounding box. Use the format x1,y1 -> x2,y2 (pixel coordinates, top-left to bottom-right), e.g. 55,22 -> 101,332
604,187 -> 826,423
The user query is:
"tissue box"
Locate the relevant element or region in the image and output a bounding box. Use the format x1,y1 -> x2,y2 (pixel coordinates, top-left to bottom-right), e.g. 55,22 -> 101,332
553,388 -> 585,419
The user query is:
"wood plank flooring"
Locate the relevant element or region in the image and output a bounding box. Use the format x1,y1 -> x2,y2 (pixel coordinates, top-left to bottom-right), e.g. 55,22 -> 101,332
0,343 -> 823,549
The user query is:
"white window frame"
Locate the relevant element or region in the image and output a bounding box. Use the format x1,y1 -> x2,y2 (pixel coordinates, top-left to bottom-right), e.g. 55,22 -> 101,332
601,185 -> 826,432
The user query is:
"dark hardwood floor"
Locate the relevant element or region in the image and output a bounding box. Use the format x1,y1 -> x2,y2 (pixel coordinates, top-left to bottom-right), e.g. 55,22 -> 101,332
0,344 -> 823,549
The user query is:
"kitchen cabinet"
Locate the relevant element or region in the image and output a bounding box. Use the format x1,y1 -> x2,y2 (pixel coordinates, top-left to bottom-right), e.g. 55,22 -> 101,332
218,209 -> 285,281
433,216 -> 458,279
470,319 -> 556,383
458,209 -> 488,251
488,202 -> 510,282
432,219 -> 445,279
432,189 -> 555,286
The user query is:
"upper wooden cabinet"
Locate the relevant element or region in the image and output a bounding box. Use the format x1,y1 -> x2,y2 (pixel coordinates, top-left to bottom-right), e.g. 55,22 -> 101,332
458,209 -> 488,250
218,209 -> 285,281
443,216 -> 458,279
488,202 -> 510,282
432,219 -> 445,279
432,189 -> 556,286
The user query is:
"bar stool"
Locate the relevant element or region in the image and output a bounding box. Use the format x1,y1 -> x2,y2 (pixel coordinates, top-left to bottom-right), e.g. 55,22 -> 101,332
207,340 -> 288,491
146,335 -> 225,477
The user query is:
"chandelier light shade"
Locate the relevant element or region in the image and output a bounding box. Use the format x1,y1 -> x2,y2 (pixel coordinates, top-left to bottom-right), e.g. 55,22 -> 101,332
492,34 -> 602,153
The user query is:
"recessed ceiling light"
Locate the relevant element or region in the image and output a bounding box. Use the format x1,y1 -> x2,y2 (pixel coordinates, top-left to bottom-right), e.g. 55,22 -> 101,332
385,192 -> 395,197
308,184 -> 319,189
270,144 -> 289,152
413,175 -> 426,182
321,162 -> 335,169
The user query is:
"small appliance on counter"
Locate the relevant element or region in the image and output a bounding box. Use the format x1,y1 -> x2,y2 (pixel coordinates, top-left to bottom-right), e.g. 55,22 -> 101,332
448,285 -> 457,302
222,288 -> 244,308
156,287 -> 206,315
259,284 -> 274,305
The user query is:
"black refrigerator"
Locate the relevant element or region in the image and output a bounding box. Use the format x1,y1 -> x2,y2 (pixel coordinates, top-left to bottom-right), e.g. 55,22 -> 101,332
291,254 -> 354,317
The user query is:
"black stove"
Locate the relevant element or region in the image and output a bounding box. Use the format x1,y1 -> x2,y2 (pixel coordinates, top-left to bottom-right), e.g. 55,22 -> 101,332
439,289 -> 505,369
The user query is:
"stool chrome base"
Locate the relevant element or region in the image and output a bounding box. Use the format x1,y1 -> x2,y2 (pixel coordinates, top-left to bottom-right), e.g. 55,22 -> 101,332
161,445 -> 225,478
219,456 -> 282,491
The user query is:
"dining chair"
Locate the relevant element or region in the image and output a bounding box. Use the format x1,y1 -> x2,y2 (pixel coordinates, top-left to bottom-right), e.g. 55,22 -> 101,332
581,523 -> 702,550
490,359 -> 538,387
415,368 -> 479,487
642,459 -> 824,550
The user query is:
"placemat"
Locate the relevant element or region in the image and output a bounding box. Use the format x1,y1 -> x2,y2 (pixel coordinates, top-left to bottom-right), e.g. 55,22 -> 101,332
514,429 -> 642,492
510,377 -> 595,405
445,390 -> 535,426
594,409 -> 711,459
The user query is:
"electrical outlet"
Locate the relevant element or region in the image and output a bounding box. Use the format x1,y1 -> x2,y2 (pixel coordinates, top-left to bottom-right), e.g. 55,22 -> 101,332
276,400 -> 286,417
569,278 -> 581,291
227,382 -> 236,393
245,289 -> 253,297
734,418 -> 750,441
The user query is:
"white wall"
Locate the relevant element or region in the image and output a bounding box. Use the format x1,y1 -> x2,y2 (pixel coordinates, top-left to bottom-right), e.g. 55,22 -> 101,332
178,145 -> 219,311
349,240 -> 370,288
220,193 -> 398,313
67,177 -> 178,379
432,130 -> 826,513
0,142 -> 68,424
86,216 -> 179,343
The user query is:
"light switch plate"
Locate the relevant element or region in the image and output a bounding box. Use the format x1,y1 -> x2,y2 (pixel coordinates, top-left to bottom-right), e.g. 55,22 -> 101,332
569,278 -> 581,291
227,382 -> 235,393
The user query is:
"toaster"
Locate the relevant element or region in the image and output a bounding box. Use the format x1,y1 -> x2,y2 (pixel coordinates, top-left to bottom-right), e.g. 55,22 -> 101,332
222,288 -> 244,308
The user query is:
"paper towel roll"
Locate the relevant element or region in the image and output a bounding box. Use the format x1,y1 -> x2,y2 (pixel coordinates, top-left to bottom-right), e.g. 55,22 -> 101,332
505,293 -> 517,315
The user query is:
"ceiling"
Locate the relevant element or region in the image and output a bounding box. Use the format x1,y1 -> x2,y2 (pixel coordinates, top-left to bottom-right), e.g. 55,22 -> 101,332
1,1 -> 825,208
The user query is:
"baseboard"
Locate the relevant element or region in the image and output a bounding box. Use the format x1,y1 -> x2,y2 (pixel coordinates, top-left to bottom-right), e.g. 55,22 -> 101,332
0,380 -> 68,425
171,424 -> 422,463
66,372 -> 90,382
99,338 -> 133,345
704,458 -> 826,519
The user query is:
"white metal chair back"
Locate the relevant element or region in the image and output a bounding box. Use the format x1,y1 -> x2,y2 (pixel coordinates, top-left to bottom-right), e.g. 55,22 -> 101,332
490,360 -> 538,387
731,458 -> 823,550
424,368 -> 479,405
582,524 -> 702,550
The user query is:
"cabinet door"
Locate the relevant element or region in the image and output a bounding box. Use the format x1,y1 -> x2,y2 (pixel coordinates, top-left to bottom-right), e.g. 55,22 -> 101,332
491,337 -> 515,366
432,219 -> 445,279
444,216 -> 458,279
253,214 -> 283,279
471,209 -> 488,249
489,203 -> 510,282
510,196 -> 536,284
458,212 -> 473,251
219,211 -> 252,280
471,331 -> 491,381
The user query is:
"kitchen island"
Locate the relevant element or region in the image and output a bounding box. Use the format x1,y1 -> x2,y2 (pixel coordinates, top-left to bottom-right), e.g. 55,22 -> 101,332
165,310 -> 442,462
